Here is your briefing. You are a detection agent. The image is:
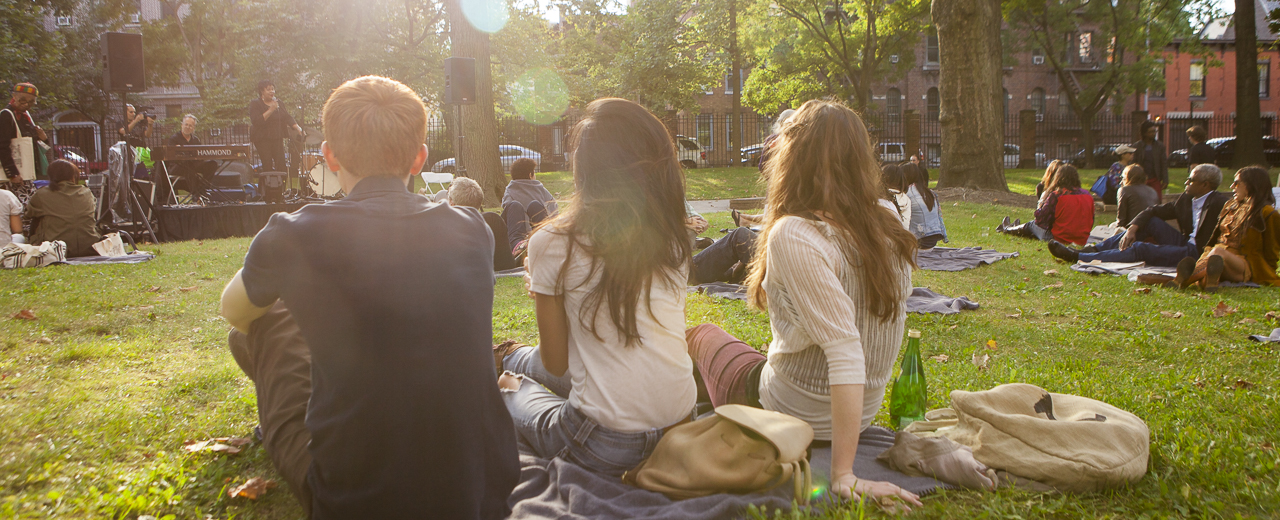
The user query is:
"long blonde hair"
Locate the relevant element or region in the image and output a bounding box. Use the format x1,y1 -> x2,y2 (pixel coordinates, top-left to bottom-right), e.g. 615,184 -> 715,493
744,100 -> 917,320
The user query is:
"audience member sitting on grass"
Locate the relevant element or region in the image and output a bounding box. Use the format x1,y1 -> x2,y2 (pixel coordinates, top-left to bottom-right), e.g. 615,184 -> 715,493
1035,160 -> 1064,201
492,98 -> 697,478
219,76 -> 519,519
1,186 -> 21,247
882,163 -> 911,228
686,100 -> 928,509
1172,166 -> 1280,290
1090,145 -> 1135,205
1048,164 -> 1230,267
999,164 -> 1094,245
448,176 -> 518,271
1115,164 -> 1158,228
502,157 -> 557,254
903,162 -> 947,249
25,160 -> 102,257
689,225 -> 756,284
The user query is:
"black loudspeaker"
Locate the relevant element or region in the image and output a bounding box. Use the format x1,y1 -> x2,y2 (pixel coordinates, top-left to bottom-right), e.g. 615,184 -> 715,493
102,32 -> 145,92
444,57 -> 476,105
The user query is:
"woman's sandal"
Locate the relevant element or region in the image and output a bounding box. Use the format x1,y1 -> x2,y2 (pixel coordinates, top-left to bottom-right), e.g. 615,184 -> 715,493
492,340 -> 529,376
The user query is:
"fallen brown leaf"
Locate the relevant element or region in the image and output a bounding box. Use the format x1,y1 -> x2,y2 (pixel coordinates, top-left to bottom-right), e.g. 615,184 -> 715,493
1194,294 -> 1210,300
1089,291 -> 1102,297
1133,287 -> 1152,294
1006,312 -> 1022,319
183,438 -> 245,455
1076,281 -> 1088,286
178,286 -> 198,293
10,309 -> 36,321
1022,277 -> 1030,282
1160,311 -> 1184,319
930,354 -> 950,363
36,336 -> 52,344
146,286 -> 161,292
1238,318 -> 1258,325
986,339 -> 999,350
1234,379 -> 1255,390
1018,265 -> 1027,270
1043,281 -> 1064,289
228,477 -> 277,500
1212,302 -> 1238,318
1043,269 -> 1059,276
948,324 -> 958,330
971,352 -> 990,371
1266,311 -> 1280,321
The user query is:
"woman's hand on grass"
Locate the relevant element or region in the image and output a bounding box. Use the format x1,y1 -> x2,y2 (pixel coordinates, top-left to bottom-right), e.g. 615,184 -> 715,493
831,473 -> 922,514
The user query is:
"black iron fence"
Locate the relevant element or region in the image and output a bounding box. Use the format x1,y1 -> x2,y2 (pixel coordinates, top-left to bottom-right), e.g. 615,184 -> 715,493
83,111 -> 1274,172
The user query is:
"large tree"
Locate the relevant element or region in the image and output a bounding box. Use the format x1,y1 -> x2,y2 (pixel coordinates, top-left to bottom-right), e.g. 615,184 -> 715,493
933,0 -> 1005,190
1005,0 -> 1194,168
742,0 -> 930,113
445,0 -> 505,204
1234,0 -> 1265,168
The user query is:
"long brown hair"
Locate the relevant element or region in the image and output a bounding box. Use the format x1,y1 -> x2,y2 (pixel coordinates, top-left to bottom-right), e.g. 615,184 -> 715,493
1223,166 -> 1276,235
1040,160 -> 1063,191
1050,164 -> 1082,191
903,162 -> 935,210
745,100 -> 917,320
542,98 -> 691,346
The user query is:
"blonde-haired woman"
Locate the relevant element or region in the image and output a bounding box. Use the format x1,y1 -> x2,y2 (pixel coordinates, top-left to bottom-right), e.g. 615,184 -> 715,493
686,100 -> 924,509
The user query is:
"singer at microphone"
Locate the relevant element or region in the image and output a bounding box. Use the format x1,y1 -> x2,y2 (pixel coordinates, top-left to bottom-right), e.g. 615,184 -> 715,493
248,80 -> 302,173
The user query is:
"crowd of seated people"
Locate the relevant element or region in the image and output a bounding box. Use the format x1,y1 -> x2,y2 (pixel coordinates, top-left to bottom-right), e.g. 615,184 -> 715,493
219,79 -> 930,517
998,163 -> 1094,246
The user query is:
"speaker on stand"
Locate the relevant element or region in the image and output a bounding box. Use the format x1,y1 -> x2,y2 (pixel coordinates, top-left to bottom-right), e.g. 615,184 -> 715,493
101,31 -> 158,244
444,57 -> 475,179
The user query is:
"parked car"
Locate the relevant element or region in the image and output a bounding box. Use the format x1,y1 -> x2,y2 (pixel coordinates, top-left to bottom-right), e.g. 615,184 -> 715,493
674,135 -> 709,169
740,143 -> 764,166
1168,148 -> 1189,168
1003,144 -> 1047,168
52,145 -> 106,173
877,142 -> 907,164
429,144 -> 541,174
1197,136 -> 1280,168
1070,144 -> 1129,168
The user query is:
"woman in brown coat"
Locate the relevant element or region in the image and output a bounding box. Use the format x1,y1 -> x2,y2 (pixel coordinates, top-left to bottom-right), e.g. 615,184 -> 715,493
1174,166 -> 1280,290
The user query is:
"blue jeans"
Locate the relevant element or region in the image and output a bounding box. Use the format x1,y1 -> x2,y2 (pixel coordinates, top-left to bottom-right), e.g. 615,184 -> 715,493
691,227 -> 757,284
1080,218 -> 1197,267
501,200 -> 549,250
499,346 -> 692,477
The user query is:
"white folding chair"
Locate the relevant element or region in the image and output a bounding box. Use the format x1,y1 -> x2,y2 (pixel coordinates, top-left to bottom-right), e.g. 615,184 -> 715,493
420,172 -> 454,195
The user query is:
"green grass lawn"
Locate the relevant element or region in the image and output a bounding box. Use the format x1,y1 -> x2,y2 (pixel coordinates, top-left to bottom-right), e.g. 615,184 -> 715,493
2,191 -> 1277,518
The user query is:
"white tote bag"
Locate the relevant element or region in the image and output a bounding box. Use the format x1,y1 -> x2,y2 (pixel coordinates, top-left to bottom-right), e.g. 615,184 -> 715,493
3,109 -> 34,182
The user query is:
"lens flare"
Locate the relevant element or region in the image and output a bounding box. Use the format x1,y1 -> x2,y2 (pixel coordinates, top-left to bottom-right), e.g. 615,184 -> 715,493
511,68 -> 570,125
461,0 -> 509,33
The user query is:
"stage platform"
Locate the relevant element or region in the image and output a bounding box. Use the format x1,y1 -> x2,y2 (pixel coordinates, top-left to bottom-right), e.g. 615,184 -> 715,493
157,202 -> 318,242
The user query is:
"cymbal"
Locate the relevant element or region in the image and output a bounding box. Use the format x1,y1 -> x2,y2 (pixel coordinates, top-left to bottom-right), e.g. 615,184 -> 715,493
302,126 -> 324,146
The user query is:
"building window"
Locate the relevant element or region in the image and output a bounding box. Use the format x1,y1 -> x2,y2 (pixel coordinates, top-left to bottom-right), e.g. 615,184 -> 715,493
1151,62 -> 1166,98
724,72 -> 735,95
725,114 -> 734,149
926,88 -> 939,121
1030,88 -> 1045,115
886,88 -> 902,119
926,32 -> 939,64
1057,143 -> 1071,160
1032,47 -> 1044,65
1189,62 -> 1205,98
1058,92 -> 1071,117
55,15 -> 72,26
1078,32 -> 1093,63
1260,61 -> 1271,98
165,104 -> 183,120
696,114 -> 713,150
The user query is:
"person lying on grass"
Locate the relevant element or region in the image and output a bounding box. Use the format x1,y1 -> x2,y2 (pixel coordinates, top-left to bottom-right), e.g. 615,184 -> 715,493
998,164 -> 1094,246
685,100 -> 927,510
492,98 -> 698,477
1047,163 -> 1230,269
220,75 -> 519,519
1173,166 -> 1280,290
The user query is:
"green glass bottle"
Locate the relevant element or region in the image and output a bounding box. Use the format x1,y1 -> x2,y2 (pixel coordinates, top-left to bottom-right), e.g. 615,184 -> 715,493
888,329 -> 928,430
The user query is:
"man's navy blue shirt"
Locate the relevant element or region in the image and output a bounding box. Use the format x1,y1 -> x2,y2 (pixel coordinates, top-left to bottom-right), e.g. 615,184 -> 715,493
241,175 -> 519,519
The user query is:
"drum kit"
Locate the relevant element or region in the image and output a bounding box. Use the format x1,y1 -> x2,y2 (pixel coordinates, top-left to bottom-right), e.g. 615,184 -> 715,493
295,126 -> 343,199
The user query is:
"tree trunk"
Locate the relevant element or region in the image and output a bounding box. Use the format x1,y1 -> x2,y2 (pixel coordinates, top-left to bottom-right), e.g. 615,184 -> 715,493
447,0 -> 505,205
730,0 -> 741,168
1079,110 -> 1097,169
1235,0 -> 1265,168
932,0 -> 1006,190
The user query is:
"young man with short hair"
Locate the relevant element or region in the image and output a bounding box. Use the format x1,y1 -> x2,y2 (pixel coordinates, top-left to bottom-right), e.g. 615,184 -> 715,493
221,75 -> 519,519
500,157 -> 556,252
1186,125 -> 1215,172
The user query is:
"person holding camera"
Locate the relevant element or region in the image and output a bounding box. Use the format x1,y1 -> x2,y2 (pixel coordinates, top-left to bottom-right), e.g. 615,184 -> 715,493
116,103 -> 154,145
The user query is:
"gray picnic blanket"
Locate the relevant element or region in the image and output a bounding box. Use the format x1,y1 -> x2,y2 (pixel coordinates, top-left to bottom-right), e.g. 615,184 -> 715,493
1248,328 -> 1280,342
916,247 -> 1018,271
690,283 -> 980,315
507,425 -> 951,519
1069,262 -> 1263,288
496,267 -> 526,279
54,253 -> 155,265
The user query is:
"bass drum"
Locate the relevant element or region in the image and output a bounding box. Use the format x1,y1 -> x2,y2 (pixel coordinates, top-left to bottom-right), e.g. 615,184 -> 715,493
309,161 -> 344,198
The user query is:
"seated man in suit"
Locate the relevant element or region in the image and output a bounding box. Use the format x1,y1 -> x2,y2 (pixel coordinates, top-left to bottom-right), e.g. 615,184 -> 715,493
1049,163 -> 1231,267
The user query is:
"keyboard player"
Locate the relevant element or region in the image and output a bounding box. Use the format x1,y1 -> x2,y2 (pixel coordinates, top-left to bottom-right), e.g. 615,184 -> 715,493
164,114 -> 216,200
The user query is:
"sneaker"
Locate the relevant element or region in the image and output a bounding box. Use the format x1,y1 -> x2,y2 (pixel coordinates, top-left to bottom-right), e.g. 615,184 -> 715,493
511,239 -> 529,264
1203,255 -> 1224,292
1047,241 -> 1079,263
694,236 -> 714,250
1174,257 -> 1196,289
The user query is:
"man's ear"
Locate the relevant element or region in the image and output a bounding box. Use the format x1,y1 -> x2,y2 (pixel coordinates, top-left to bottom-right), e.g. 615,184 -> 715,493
409,144 -> 428,176
321,142 -> 342,173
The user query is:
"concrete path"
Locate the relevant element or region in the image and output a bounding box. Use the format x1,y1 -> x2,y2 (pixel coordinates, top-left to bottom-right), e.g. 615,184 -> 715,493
688,199 -> 732,213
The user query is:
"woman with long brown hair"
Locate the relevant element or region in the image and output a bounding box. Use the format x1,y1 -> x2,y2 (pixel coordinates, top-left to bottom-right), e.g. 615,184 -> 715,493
1174,166 -> 1280,290
26,159 -> 101,257
492,98 -> 697,476
685,100 -> 924,508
